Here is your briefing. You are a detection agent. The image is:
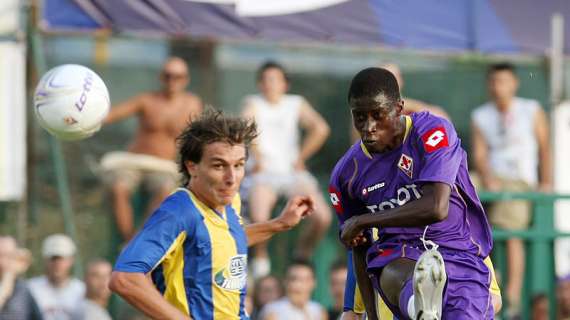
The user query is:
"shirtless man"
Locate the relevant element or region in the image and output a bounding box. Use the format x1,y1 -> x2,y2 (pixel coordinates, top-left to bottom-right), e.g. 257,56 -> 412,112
101,57 -> 203,241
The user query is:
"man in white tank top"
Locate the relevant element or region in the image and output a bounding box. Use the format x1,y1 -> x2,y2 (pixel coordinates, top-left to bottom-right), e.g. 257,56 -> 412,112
471,62 -> 552,318
259,260 -> 327,320
242,62 -> 332,278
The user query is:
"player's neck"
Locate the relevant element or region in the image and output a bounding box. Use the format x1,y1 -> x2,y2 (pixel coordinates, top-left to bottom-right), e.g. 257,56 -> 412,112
386,115 -> 407,152
186,184 -> 225,213
494,97 -> 513,113
263,93 -> 284,105
161,90 -> 184,100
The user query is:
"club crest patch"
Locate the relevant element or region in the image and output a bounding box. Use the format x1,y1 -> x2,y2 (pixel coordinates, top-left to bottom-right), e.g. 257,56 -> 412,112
398,154 -> 413,178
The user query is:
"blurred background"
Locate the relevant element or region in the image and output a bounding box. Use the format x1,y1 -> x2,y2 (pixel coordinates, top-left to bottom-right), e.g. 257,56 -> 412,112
1,0 -> 570,319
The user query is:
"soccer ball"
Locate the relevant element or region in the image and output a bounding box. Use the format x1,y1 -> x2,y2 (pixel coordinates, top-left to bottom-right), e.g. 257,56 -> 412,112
34,64 -> 110,140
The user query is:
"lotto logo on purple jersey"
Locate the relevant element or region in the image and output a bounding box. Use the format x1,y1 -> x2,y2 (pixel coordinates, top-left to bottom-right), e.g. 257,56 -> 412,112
328,186 -> 343,214
422,126 -> 449,153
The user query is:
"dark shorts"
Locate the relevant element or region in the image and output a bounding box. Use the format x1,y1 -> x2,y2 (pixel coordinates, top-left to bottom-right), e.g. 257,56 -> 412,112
366,241 -> 494,319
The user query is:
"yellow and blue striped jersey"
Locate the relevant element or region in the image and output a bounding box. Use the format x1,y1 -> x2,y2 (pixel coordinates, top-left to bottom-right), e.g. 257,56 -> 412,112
114,188 -> 249,319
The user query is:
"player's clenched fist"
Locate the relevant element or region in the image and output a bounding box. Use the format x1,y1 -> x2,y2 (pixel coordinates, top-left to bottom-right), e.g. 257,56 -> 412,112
277,196 -> 315,230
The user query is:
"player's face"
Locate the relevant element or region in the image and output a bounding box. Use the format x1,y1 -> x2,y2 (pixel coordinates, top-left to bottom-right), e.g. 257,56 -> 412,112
351,96 -> 404,153
329,268 -> 347,303
285,265 -> 315,299
186,142 -> 246,211
46,256 -> 74,282
258,68 -> 288,101
160,60 -> 189,94
86,262 -> 112,300
488,70 -> 518,103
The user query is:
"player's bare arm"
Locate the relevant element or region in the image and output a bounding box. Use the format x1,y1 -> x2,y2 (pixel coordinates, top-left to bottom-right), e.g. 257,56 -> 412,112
109,271 -> 191,320
340,183 -> 450,246
245,195 -> 314,246
471,121 -> 499,190
103,94 -> 145,125
240,100 -> 264,172
297,100 -> 330,169
352,245 -> 379,320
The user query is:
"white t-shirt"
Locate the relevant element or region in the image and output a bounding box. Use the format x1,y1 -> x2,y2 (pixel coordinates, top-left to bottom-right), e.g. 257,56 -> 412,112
28,275 -> 86,320
260,297 -> 325,320
244,94 -> 303,175
472,97 -> 541,186
71,299 -> 112,320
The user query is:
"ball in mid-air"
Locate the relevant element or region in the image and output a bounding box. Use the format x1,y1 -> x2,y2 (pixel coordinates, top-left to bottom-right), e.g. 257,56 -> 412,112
34,64 -> 110,140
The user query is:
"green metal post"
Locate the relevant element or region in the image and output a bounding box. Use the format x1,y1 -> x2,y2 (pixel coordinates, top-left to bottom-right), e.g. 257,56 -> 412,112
28,8 -> 83,278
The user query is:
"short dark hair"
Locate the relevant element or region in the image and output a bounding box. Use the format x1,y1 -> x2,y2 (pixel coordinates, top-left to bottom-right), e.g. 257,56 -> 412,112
256,61 -> 289,83
487,62 -> 517,78
286,258 -> 315,276
329,260 -> 347,274
177,109 -> 258,186
531,292 -> 548,304
347,67 -> 401,107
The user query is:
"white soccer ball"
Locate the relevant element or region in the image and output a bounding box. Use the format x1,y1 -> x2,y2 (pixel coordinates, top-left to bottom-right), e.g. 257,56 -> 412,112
34,64 -> 110,141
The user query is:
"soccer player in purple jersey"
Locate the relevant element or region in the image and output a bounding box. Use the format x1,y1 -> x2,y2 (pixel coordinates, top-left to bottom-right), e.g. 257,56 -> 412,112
329,68 -> 500,319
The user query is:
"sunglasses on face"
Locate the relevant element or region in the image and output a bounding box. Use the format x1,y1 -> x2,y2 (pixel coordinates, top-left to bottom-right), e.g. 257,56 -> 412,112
162,72 -> 188,81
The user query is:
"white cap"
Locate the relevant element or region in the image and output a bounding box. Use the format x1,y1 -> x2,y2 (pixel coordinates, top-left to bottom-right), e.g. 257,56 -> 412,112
42,234 -> 76,258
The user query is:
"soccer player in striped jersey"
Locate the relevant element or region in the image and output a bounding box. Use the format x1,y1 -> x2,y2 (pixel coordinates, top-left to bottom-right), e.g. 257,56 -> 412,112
330,68 -> 501,319
110,110 -> 313,320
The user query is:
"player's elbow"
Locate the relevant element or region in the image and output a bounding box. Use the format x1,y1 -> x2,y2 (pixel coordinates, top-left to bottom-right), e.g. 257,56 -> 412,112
109,271 -> 136,297
429,197 -> 449,223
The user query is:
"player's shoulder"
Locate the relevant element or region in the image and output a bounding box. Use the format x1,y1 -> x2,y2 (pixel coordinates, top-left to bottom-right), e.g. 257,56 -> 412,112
514,97 -> 541,112
409,112 -> 458,152
410,111 -> 455,135
152,189 -> 199,221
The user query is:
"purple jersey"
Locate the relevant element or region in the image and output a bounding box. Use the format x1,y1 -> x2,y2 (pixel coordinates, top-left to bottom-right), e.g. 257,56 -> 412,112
329,112 -> 493,257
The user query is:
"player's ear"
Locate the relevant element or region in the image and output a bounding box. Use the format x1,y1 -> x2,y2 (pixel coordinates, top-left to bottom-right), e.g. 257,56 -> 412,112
395,99 -> 404,115
185,160 -> 198,177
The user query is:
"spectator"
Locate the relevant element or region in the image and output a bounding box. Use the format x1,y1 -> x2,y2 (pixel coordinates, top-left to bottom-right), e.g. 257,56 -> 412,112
252,275 -> 283,319
242,61 -> 332,278
0,236 -> 42,319
531,293 -> 549,320
101,56 -> 203,242
382,63 -> 449,118
72,259 -> 112,320
28,234 -> 85,320
471,62 -> 552,318
558,276 -> 570,320
260,260 -> 327,320
328,261 -> 347,320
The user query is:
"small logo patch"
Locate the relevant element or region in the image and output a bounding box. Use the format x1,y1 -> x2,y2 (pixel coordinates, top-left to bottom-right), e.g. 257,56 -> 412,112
214,254 -> 247,291
362,182 -> 385,196
422,126 -> 449,153
398,154 -> 413,178
328,186 -> 343,214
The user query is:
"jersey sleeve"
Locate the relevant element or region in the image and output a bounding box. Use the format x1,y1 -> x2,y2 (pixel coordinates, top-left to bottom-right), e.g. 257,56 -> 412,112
114,206 -> 188,274
414,117 -> 463,187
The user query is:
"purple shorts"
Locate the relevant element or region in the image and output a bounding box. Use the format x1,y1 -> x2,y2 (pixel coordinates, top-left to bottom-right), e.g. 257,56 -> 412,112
366,241 -> 494,319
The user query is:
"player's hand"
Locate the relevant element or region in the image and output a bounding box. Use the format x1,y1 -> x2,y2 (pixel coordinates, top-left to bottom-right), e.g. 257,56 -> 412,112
294,158 -> 306,171
341,216 -> 364,247
277,196 -> 314,230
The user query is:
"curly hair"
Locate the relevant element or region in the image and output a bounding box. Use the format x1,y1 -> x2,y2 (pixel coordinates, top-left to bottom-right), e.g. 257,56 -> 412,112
176,109 -> 258,186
